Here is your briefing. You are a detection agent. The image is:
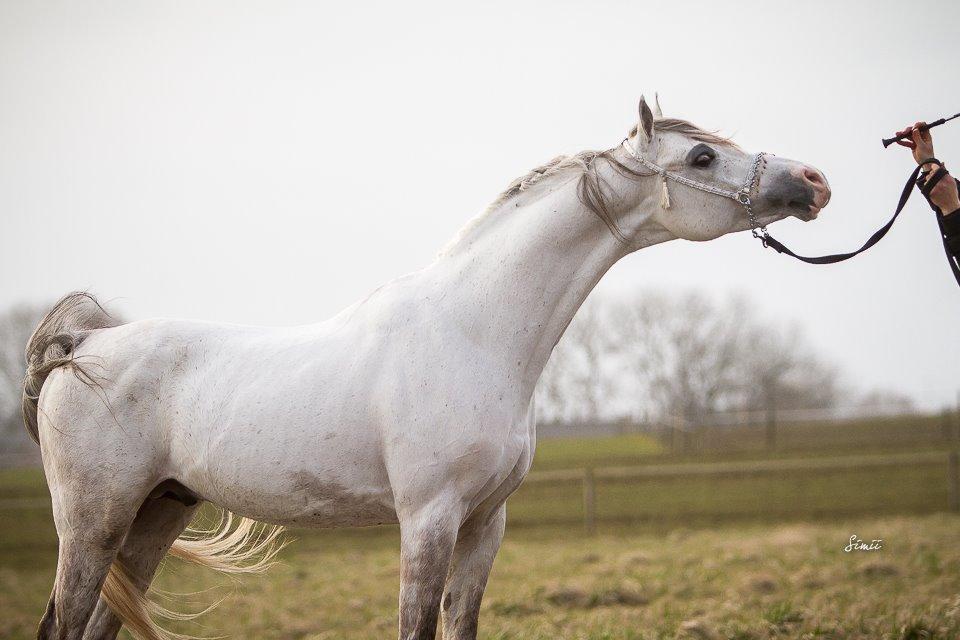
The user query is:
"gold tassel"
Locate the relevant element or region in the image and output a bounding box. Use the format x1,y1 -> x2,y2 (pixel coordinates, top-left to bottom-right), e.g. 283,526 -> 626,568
660,174 -> 671,209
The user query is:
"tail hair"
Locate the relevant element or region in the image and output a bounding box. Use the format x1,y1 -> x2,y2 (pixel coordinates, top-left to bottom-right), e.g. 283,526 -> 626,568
101,512 -> 288,640
169,511 -> 287,574
21,291 -> 121,444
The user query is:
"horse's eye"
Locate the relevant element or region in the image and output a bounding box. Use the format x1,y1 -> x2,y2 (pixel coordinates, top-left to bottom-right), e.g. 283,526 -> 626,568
687,143 -> 716,168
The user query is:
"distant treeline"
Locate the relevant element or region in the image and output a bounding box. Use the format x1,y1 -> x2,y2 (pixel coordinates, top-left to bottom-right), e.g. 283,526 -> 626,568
534,290 -> 913,425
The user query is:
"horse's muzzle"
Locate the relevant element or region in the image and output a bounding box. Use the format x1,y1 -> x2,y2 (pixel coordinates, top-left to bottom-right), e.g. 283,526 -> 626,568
798,165 -> 831,219
762,162 -> 831,221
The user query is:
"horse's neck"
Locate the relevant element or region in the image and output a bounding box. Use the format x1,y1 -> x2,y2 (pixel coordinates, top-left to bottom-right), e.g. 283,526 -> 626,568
432,173 -> 638,394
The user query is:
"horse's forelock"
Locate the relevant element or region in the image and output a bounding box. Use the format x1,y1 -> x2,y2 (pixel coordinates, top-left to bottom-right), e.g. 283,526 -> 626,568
628,117 -> 739,149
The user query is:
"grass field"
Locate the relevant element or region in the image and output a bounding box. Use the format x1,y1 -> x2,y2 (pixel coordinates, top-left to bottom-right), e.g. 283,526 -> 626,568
4,513 -> 960,639
2,420 -> 959,639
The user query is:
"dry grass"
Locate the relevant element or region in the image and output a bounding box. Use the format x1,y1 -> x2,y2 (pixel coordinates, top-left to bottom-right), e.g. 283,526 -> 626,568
3,514 -> 960,639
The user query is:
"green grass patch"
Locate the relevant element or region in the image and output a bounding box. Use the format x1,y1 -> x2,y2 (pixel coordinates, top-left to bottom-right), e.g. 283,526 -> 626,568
532,434 -> 664,471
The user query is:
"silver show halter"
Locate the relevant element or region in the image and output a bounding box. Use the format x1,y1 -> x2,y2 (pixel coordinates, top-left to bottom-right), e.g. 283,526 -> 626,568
621,139 -> 770,243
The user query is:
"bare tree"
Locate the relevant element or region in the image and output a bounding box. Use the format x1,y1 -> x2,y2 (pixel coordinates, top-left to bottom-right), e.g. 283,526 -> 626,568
738,323 -> 839,413
613,291 -> 754,424
535,296 -> 617,423
0,304 -> 45,453
538,289 -> 846,427
535,325 -> 578,423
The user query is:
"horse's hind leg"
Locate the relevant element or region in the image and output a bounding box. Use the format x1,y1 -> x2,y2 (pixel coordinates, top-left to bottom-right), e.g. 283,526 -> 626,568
37,502 -> 137,640
82,493 -> 199,640
34,383 -> 157,640
440,504 -> 506,640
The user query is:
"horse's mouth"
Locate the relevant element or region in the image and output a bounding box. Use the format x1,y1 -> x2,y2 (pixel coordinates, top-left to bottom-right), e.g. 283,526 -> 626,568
796,204 -> 821,221
793,192 -> 830,221
786,172 -> 831,222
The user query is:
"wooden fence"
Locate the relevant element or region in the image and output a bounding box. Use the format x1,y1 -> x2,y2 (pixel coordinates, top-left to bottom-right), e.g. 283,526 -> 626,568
2,451 -> 958,533
522,450 -> 960,534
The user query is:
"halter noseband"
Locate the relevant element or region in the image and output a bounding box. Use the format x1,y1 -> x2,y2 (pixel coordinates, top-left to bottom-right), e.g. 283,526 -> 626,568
620,140 -> 771,244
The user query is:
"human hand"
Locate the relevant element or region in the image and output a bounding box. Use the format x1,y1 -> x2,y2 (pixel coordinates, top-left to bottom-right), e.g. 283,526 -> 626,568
895,121 -> 936,166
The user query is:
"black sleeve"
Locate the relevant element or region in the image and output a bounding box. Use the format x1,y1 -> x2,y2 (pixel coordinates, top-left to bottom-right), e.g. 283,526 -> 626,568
942,198 -> 960,259
916,171 -> 960,260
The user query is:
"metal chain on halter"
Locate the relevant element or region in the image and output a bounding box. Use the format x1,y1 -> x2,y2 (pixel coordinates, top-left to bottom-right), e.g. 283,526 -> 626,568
737,152 -> 769,244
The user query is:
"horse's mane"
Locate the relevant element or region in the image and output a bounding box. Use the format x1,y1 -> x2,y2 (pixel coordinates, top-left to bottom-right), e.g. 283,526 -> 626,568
486,118 -> 738,242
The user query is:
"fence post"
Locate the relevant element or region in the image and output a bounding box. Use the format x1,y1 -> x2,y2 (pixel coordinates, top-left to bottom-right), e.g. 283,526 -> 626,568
955,390 -> 960,443
673,415 -> 688,455
582,467 -> 597,535
948,451 -> 960,513
765,403 -> 777,451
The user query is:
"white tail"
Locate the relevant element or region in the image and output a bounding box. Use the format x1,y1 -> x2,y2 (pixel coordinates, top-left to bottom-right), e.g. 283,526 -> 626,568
101,511 -> 287,640
169,512 -> 287,574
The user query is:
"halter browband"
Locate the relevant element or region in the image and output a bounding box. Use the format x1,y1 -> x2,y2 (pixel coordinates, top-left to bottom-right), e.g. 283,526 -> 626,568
620,140 -> 771,243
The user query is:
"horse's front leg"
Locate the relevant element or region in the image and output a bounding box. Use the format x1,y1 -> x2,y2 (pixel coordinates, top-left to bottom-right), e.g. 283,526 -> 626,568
441,503 -> 506,640
397,499 -> 461,640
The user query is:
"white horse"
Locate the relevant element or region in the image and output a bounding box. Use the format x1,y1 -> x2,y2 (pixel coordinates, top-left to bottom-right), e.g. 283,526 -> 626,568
23,96 -> 830,640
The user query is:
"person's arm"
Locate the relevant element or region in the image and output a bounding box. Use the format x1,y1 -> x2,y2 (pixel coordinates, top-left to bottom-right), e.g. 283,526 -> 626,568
895,121 -> 960,259
895,121 -> 960,214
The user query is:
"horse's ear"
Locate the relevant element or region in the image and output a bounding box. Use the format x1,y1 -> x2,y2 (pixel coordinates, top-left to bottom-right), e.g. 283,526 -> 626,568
654,93 -> 663,118
636,96 -> 656,152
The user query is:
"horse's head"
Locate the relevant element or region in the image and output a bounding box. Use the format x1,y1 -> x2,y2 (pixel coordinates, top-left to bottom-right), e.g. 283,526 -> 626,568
620,95 -> 831,243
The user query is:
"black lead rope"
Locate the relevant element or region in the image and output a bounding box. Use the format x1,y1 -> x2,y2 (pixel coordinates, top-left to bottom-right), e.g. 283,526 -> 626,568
760,158 -> 960,288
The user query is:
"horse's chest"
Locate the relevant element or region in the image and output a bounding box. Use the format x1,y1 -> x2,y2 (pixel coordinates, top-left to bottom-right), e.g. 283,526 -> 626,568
463,415 -> 536,516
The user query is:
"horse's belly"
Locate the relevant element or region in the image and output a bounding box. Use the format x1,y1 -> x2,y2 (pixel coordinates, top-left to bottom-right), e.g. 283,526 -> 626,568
174,421 -> 398,528
189,462 -> 399,529
272,472 -> 399,528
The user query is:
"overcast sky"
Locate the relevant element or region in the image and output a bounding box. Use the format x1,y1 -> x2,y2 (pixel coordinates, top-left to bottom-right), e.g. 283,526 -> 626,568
2,0 -> 959,410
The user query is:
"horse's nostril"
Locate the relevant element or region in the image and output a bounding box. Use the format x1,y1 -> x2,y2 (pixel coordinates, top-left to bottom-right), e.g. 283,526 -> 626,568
803,167 -> 824,186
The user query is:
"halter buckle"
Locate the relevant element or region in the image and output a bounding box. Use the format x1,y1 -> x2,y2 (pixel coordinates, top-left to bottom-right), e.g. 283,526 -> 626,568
736,191 -> 752,206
